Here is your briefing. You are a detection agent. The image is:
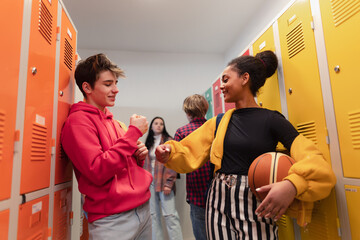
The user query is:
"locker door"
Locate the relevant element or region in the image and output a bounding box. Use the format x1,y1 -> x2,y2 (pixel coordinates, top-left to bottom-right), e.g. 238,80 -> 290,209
252,26 -> 282,113
18,195 -> 49,240
55,8 -> 77,185
204,87 -> 214,120
212,78 -> 224,115
0,209 -> 10,240
20,0 -> 58,194
0,0 -> 24,200
277,0 -> 339,239
344,185 -> 360,239
319,0 -> 360,178
53,187 -> 72,240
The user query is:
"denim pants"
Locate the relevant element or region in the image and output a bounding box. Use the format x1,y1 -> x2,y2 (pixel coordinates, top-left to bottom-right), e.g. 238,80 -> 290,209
190,203 -> 207,240
149,182 -> 183,240
88,201 -> 151,240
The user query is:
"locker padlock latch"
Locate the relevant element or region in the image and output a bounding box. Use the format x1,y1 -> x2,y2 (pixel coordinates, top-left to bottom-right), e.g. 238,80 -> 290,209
31,67 -> 37,75
288,88 -> 293,94
59,91 -> 64,97
334,65 -> 340,73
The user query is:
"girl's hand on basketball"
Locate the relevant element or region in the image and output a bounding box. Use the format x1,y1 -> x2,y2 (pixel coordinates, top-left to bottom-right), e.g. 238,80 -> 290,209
255,180 -> 296,221
155,144 -> 171,163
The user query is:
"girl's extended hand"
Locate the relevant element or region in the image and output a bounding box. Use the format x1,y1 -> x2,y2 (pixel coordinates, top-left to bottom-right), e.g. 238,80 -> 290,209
255,180 -> 297,221
155,144 -> 171,163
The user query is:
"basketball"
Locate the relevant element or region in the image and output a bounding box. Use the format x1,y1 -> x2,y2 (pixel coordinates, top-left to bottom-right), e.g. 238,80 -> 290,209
248,152 -> 295,201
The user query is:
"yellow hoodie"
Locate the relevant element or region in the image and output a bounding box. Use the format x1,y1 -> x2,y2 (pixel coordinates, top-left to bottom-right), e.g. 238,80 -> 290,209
165,109 -> 336,226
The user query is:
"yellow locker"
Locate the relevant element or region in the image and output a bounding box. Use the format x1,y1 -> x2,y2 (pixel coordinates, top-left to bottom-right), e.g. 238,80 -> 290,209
252,26 -> 282,113
20,0 -> 58,194
0,0 -> 24,201
277,0 -> 339,239
344,185 -> 360,239
0,209 -> 9,240
319,0 -> 360,178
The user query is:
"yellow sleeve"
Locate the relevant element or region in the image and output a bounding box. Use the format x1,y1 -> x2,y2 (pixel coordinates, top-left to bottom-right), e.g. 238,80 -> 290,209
164,117 -> 216,173
284,134 -> 336,201
115,120 -> 128,132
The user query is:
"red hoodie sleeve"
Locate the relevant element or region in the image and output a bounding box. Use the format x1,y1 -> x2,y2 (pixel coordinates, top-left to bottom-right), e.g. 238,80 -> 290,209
61,121 -> 142,186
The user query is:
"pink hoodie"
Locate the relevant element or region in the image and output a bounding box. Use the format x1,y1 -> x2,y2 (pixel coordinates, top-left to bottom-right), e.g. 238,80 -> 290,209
61,101 -> 152,222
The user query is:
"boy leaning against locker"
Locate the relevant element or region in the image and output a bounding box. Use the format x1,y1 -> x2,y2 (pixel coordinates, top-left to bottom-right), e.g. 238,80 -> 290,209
61,53 -> 152,239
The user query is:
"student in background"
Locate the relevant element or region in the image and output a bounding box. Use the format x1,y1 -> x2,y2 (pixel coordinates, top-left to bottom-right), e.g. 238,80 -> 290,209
155,51 -> 336,239
174,94 -> 210,240
144,117 -> 183,240
61,53 -> 152,239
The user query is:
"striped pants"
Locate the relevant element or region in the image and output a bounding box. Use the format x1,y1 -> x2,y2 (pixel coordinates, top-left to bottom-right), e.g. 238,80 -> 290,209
206,173 -> 278,240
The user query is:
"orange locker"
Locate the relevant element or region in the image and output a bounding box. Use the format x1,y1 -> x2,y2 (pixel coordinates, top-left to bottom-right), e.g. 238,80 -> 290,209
0,209 -> 10,240
212,78 -> 224,115
0,0 -> 24,200
319,0 -> 360,178
20,0 -> 58,194
277,0 -> 340,239
17,195 -> 49,240
53,187 -> 72,240
55,8 -> 77,185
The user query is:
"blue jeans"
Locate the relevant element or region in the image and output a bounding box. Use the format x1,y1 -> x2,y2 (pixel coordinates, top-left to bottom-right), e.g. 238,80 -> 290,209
190,203 -> 207,240
149,183 -> 183,240
88,201 -> 151,240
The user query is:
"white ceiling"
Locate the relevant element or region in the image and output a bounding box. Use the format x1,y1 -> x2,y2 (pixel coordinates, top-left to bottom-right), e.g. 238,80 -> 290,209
61,0 -> 291,55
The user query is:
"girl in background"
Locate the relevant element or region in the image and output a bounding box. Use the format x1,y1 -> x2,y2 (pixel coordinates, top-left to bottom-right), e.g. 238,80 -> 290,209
144,117 -> 183,240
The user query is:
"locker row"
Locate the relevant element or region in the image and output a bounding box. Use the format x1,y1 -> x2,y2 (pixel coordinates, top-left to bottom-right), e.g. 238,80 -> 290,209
202,0 -> 359,239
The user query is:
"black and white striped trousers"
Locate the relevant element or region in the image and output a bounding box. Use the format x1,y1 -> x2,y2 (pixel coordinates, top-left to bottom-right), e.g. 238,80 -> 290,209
206,173 -> 278,240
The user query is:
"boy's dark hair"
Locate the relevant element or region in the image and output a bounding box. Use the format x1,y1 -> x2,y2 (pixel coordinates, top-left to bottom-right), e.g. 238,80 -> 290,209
183,94 -> 209,119
75,53 -> 125,98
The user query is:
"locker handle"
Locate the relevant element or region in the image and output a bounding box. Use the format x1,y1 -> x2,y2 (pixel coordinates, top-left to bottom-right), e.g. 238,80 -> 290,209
288,88 -> 293,95
334,65 -> 340,73
31,67 -> 37,75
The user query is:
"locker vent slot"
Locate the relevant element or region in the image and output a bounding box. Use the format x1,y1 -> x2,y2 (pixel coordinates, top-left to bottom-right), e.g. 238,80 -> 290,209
331,0 -> 360,27
29,232 -> 43,240
296,121 -> 317,144
38,0 -> 53,45
215,92 -> 221,109
276,215 -> 288,227
64,38 -> 73,71
0,111 -> 4,161
305,201 -> 330,239
31,123 -> 47,161
286,22 -> 305,59
54,213 -> 67,240
348,109 -> 360,149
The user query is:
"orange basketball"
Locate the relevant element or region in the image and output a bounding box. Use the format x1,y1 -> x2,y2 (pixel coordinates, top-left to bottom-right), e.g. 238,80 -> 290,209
248,152 -> 295,201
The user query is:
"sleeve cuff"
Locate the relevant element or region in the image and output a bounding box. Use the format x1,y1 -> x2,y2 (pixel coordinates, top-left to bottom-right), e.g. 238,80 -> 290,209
284,173 -> 308,197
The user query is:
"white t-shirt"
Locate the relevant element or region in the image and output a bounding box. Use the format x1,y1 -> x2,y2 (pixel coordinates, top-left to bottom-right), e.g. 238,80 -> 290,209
150,134 -> 161,170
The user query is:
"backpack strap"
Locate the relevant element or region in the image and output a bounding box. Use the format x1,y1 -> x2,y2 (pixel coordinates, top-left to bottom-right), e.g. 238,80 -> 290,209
214,113 -> 224,137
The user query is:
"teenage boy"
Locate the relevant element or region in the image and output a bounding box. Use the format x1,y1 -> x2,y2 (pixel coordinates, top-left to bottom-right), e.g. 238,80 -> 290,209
174,94 -> 210,240
61,53 -> 153,239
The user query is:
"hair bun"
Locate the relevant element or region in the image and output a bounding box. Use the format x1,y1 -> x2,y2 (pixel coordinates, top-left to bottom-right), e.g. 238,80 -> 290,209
255,50 -> 278,78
